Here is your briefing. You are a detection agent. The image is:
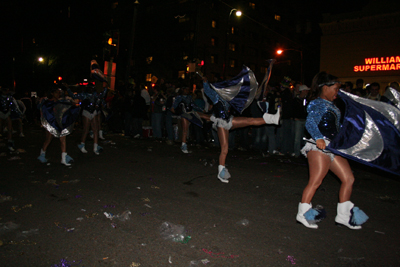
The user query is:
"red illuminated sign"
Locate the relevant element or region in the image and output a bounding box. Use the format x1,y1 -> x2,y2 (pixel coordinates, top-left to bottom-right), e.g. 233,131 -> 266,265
354,56 -> 400,72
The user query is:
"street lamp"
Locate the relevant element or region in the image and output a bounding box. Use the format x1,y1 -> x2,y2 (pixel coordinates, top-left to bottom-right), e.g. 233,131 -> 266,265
276,48 -> 303,84
38,57 -> 44,62
223,8 -> 242,77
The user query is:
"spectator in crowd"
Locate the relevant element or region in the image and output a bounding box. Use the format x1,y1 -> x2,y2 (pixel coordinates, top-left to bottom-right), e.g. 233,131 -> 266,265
11,99 -> 26,137
367,82 -> 381,101
343,81 -> 353,93
355,78 -> 365,96
132,88 -> 147,139
140,83 -> 151,123
151,86 -> 166,140
390,81 -> 399,92
20,91 -> 34,124
277,76 -> 294,156
292,84 -> 310,157
122,89 -> 134,137
0,87 -> 20,151
192,89 -> 206,146
164,86 -> 177,144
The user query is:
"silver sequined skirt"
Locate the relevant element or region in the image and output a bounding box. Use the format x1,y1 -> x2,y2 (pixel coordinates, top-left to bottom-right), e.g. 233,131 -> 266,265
301,139 -> 335,161
210,115 -> 233,130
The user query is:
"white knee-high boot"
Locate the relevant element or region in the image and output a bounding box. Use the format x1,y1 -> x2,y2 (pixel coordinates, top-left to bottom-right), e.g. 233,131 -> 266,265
296,202 -> 318,229
61,152 -> 71,166
335,201 -> 367,230
99,130 -> 105,140
263,107 -> 281,125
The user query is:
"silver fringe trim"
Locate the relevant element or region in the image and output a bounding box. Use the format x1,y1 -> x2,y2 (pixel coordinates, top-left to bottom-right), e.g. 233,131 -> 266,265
210,115 -> 233,130
0,111 -> 11,119
301,139 -> 335,161
41,117 -> 73,138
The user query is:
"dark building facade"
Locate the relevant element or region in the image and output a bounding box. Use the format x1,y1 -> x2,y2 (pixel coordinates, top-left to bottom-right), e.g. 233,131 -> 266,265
319,0 -> 400,90
132,0 -> 310,86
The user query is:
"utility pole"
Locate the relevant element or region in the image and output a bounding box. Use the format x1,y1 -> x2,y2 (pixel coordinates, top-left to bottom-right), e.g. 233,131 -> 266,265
125,0 -> 140,84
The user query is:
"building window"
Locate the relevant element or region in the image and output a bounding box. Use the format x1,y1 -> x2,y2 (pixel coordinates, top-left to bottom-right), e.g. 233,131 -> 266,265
228,43 -> 236,51
229,59 -> 235,68
211,20 -> 217,28
146,56 -> 153,64
146,74 -> 152,82
178,70 -> 185,79
230,26 -> 235,34
274,14 -> 281,21
179,16 -> 190,23
211,55 -> 218,64
211,37 -> 216,46
183,55 -> 188,60
184,32 -> 194,41
248,48 -> 257,56
249,2 -> 255,9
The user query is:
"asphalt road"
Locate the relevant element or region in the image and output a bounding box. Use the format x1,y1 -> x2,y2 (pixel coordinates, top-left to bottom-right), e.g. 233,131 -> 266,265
1,124 -> 399,267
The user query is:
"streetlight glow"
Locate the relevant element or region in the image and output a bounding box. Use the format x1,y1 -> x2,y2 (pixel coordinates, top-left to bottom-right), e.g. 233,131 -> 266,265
38,57 -> 44,62
235,10 -> 242,17
276,49 -> 283,55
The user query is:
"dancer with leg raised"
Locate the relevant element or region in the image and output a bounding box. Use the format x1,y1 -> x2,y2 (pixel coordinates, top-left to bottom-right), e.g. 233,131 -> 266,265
201,65 -> 280,183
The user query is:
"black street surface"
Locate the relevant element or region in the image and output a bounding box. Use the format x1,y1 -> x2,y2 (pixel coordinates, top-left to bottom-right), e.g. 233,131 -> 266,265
1,125 -> 399,267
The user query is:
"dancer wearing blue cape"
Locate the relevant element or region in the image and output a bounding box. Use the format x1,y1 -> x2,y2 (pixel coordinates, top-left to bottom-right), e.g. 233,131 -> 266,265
171,86 -> 205,153
67,83 -> 108,155
0,87 -> 21,152
201,65 -> 280,183
296,72 -> 369,230
37,86 -> 80,166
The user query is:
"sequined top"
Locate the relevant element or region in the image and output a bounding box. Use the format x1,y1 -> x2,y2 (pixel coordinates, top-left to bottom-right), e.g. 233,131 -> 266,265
67,88 -> 107,113
203,82 -> 231,120
0,94 -> 21,115
305,98 -> 341,141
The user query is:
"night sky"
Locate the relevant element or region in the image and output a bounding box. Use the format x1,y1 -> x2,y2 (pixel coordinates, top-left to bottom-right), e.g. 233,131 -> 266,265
1,0 -> 371,93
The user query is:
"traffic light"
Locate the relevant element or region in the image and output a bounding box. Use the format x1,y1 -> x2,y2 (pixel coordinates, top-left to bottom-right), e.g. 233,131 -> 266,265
103,30 -> 120,59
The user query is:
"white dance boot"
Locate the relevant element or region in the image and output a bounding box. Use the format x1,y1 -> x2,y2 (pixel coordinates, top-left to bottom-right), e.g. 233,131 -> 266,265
99,130 -> 105,140
335,201 -> 367,230
263,107 -> 281,125
296,202 -> 318,229
61,152 -> 72,166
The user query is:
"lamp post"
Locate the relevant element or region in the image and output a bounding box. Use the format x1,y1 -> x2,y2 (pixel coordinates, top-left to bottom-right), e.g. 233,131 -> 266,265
276,48 -> 303,84
126,0 -> 140,84
222,8 -> 241,78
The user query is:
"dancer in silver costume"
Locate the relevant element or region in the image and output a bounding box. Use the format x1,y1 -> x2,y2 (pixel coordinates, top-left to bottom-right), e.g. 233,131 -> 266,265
37,87 -> 80,166
201,67 -> 280,183
67,84 -> 107,155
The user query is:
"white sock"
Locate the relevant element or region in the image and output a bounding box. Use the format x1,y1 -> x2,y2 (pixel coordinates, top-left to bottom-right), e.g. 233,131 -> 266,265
94,143 -> 98,151
40,149 -> 45,155
182,142 -> 186,146
62,152 -> 67,160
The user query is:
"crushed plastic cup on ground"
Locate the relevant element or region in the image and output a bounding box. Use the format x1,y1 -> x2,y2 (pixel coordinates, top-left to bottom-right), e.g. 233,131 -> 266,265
117,210 -> 131,221
0,222 -> 20,234
0,195 -> 12,203
104,210 -> 131,221
17,229 -> 39,238
236,219 -> 250,226
160,222 -> 189,242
